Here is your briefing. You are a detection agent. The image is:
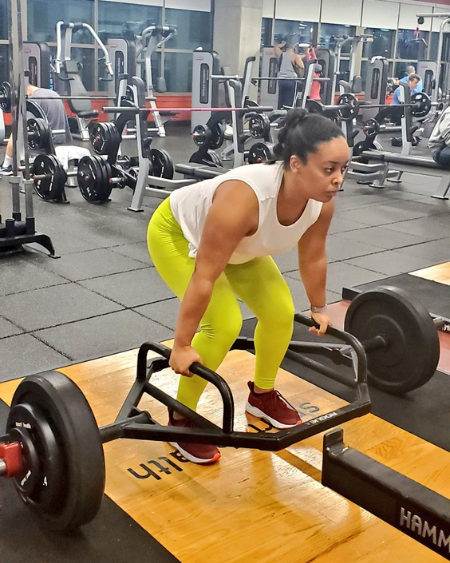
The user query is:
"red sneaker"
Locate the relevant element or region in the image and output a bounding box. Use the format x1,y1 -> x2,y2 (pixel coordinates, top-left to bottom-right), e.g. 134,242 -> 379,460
168,410 -> 221,464
245,382 -> 302,429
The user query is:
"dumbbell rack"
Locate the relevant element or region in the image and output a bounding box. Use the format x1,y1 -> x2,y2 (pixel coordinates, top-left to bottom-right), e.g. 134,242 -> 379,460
0,175 -> 56,256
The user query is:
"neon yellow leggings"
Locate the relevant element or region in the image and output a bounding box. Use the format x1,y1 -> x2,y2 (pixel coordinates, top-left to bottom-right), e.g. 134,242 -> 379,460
147,198 -> 295,411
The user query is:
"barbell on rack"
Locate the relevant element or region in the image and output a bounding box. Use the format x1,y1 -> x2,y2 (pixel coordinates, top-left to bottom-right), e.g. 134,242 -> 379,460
306,91 -> 435,120
0,286 -> 442,531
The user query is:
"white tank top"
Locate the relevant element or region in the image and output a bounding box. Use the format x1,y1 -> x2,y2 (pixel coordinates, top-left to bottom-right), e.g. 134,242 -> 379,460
169,162 -> 323,265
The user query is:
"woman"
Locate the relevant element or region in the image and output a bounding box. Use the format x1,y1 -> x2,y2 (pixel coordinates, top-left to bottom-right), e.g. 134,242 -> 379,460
305,46 -> 322,101
274,40 -> 304,109
147,109 -> 349,465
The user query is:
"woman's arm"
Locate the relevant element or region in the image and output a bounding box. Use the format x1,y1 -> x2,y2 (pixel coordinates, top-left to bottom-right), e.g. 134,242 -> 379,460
297,199 -> 335,335
171,180 -> 259,374
274,43 -> 285,57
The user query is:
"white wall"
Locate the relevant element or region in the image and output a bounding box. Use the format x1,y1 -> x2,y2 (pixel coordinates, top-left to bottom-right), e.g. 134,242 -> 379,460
321,0 -> 363,25
262,0 -> 275,18
430,8 -> 450,31
102,0 -> 163,5
165,0 -> 210,10
399,2 -> 432,29
100,0 -> 211,8
275,0 -> 321,22
361,0 -> 399,28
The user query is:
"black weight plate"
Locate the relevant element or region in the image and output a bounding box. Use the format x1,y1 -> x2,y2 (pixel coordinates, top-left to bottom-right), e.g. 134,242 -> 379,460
8,371 -> 105,531
89,122 -> 112,155
191,125 -> 211,147
96,157 -> 113,201
7,402 -> 63,511
336,93 -> 359,121
0,81 -> 12,112
189,149 -> 223,167
209,121 -> 226,149
247,142 -> 275,164
345,286 -> 440,394
248,113 -> 271,139
27,118 -> 50,150
150,148 -> 174,179
32,154 -> 66,200
77,155 -> 104,202
362,118 -> 380,139
410,92 -> 432,118
109,122 -> 121,155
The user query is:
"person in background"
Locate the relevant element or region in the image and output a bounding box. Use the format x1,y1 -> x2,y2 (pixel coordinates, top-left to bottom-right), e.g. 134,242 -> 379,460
374,74 -> 421,127
305,46 -> 322,101
400,65 -> 423,93
0,83 -> 71,175
274,39 -> 304,109
428,105 -> 450,167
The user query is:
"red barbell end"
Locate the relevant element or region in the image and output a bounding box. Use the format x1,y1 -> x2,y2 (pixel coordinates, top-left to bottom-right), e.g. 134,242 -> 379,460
0,442 -> 24,477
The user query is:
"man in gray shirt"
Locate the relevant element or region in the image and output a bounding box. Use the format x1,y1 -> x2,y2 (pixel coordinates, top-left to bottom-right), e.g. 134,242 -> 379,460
0,84 -> 72,175
428,106 -> 450,167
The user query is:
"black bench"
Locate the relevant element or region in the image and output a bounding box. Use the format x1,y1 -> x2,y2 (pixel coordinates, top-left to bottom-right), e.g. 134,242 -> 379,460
361,150 -> 450,199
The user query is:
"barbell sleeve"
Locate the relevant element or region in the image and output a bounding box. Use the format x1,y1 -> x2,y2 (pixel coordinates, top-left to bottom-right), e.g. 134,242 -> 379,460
0,460 -> 7,477
360,334 -> 389,354
433,317 -> 447,330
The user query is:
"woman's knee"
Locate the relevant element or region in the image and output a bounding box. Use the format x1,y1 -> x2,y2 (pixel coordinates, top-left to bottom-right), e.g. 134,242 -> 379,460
202,313 -> 243,349
258,299 -> 295,332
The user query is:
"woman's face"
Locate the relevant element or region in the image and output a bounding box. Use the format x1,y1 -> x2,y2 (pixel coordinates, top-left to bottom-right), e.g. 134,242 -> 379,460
289,136 -> 349,202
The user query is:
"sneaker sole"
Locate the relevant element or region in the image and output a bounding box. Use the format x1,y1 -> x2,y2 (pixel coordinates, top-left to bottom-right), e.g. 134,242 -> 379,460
245,402 -> 302,429
169,442 -> 221,465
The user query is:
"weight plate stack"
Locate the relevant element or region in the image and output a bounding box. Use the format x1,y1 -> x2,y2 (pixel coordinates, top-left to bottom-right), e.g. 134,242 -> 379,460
150,148 -> 174,180
209,122 -> 226,149
411,92 -> 432,118
362,119 -> 380,139
0,81 -> 12,113
191,125 -> 212,148
27,118 -> 51,150
189,148 -> 223,167
77,155 -> 112,203
247,113 -> 271,139
32,154 -> 67,201
247,142 -> 275,164
89,122 -> 121,156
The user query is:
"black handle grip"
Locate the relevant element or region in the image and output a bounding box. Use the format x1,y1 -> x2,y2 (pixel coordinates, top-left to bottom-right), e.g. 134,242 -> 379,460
137,342 -> 236,433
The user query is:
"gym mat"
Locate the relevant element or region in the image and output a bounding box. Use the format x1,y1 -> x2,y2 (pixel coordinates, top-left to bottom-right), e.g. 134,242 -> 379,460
0,399 -> 181,563
241,318 -> 450,452
0,349 -> 449,562
342,271 -> 450,319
